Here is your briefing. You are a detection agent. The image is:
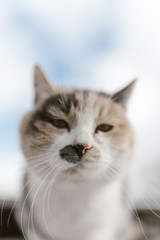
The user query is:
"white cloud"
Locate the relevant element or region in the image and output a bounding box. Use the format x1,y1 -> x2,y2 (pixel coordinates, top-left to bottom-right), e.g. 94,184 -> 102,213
1,0 -> 160,206
0,152 -> 25,200
0,39 -> 33,115
0,4 -> 34,115
121,0 -> 160,74
10,0 -> 118,58
0,0 -> 116,115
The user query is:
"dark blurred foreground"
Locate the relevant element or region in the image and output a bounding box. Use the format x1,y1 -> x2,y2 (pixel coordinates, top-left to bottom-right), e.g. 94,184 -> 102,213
0,200 -> 160,240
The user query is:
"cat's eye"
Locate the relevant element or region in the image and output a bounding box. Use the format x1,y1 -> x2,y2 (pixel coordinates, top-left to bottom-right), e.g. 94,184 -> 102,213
51,119 -> 70,131
95,124 -> 113,133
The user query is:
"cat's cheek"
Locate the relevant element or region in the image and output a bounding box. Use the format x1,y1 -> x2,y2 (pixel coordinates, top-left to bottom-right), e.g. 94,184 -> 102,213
82,146 -> 101,163
94,136 -> 112,156
94,132 -> 112,147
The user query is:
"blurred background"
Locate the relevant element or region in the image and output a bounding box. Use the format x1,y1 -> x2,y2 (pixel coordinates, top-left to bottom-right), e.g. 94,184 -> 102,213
0,0 -> 160,209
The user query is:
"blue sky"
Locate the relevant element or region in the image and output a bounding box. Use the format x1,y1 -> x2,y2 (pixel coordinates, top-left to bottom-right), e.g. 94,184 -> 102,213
1,0 -> 160,203
0,0 -> 118,155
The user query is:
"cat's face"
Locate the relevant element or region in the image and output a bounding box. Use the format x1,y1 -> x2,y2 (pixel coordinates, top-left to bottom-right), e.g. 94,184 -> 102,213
20,66 -> 135,181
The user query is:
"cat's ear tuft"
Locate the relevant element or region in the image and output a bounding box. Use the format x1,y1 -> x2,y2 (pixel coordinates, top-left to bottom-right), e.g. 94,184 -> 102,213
34,65 -> 55,103
111,80 -> 136,109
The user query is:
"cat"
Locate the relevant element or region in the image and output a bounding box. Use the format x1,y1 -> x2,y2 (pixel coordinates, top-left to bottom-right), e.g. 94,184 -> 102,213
15,65 -> 159,240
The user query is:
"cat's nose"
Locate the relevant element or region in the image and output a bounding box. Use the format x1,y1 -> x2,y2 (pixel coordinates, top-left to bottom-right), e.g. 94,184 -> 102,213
60,143 -> 91,164
74,143 -> 91,157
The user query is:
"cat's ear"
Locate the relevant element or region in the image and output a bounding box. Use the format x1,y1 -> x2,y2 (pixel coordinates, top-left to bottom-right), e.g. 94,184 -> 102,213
111,80 -> 136,109
34,65 -> 55,103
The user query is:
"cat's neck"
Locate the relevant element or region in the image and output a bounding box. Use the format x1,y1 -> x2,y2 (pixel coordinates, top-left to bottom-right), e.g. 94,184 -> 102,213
29,170 -> 126,203
28,171 -> 130,240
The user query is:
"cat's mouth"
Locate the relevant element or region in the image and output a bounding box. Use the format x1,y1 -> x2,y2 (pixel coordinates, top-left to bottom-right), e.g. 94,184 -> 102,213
64,161 -> 90,175
62,158 -> 105,180
63,153 -> 102,174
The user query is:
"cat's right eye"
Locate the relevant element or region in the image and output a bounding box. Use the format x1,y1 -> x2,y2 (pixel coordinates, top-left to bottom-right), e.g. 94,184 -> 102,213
51,119 -> 70,131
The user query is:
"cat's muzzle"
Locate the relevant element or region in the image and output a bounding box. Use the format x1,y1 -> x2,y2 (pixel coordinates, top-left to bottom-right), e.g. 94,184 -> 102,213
60,144 -> 90,164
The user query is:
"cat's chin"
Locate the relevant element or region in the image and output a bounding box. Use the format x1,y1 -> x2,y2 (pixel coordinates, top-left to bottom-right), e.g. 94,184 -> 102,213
61,160 -> 108,181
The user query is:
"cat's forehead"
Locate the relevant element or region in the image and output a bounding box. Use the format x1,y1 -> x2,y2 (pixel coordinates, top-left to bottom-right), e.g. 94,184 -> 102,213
40,89 -> 111,116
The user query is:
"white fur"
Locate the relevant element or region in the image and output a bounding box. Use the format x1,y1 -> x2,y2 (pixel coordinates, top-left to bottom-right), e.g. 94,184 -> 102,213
26,173 -> 132,240
17,107 -> 133,240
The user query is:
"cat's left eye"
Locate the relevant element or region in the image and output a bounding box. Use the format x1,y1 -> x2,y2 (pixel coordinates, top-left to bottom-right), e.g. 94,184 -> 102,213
95,124 -> 113,133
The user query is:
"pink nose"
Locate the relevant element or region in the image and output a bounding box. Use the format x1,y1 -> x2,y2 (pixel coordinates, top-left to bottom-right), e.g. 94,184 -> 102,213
74,143 -> 91,156
82,144 -> 91,154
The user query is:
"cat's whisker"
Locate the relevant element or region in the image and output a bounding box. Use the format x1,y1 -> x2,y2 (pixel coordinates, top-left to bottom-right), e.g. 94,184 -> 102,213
47,166 -> 64,217
102,173 -> 112,184
123,193 -> 149,240
20,166 -> 52,240
103,175 -> 149,240
29,143 -> 55,152
127,174 -> 160,218
28,164 -> 61,239
120,180 -> 151,240
6,161 -> 51,227
142,177 -> 160,195
143,182 -> 160,207
140,190 -> 160,218
1,159 -> 49,227
142,198 -> 160,219
25,152 -> 51,161
103,164 -> 150,240
42,166 -> 63,240
27,169 -> 52,240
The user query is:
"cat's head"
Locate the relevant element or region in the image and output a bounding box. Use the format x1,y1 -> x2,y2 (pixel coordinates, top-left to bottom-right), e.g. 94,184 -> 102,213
20,65 -> 135,182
